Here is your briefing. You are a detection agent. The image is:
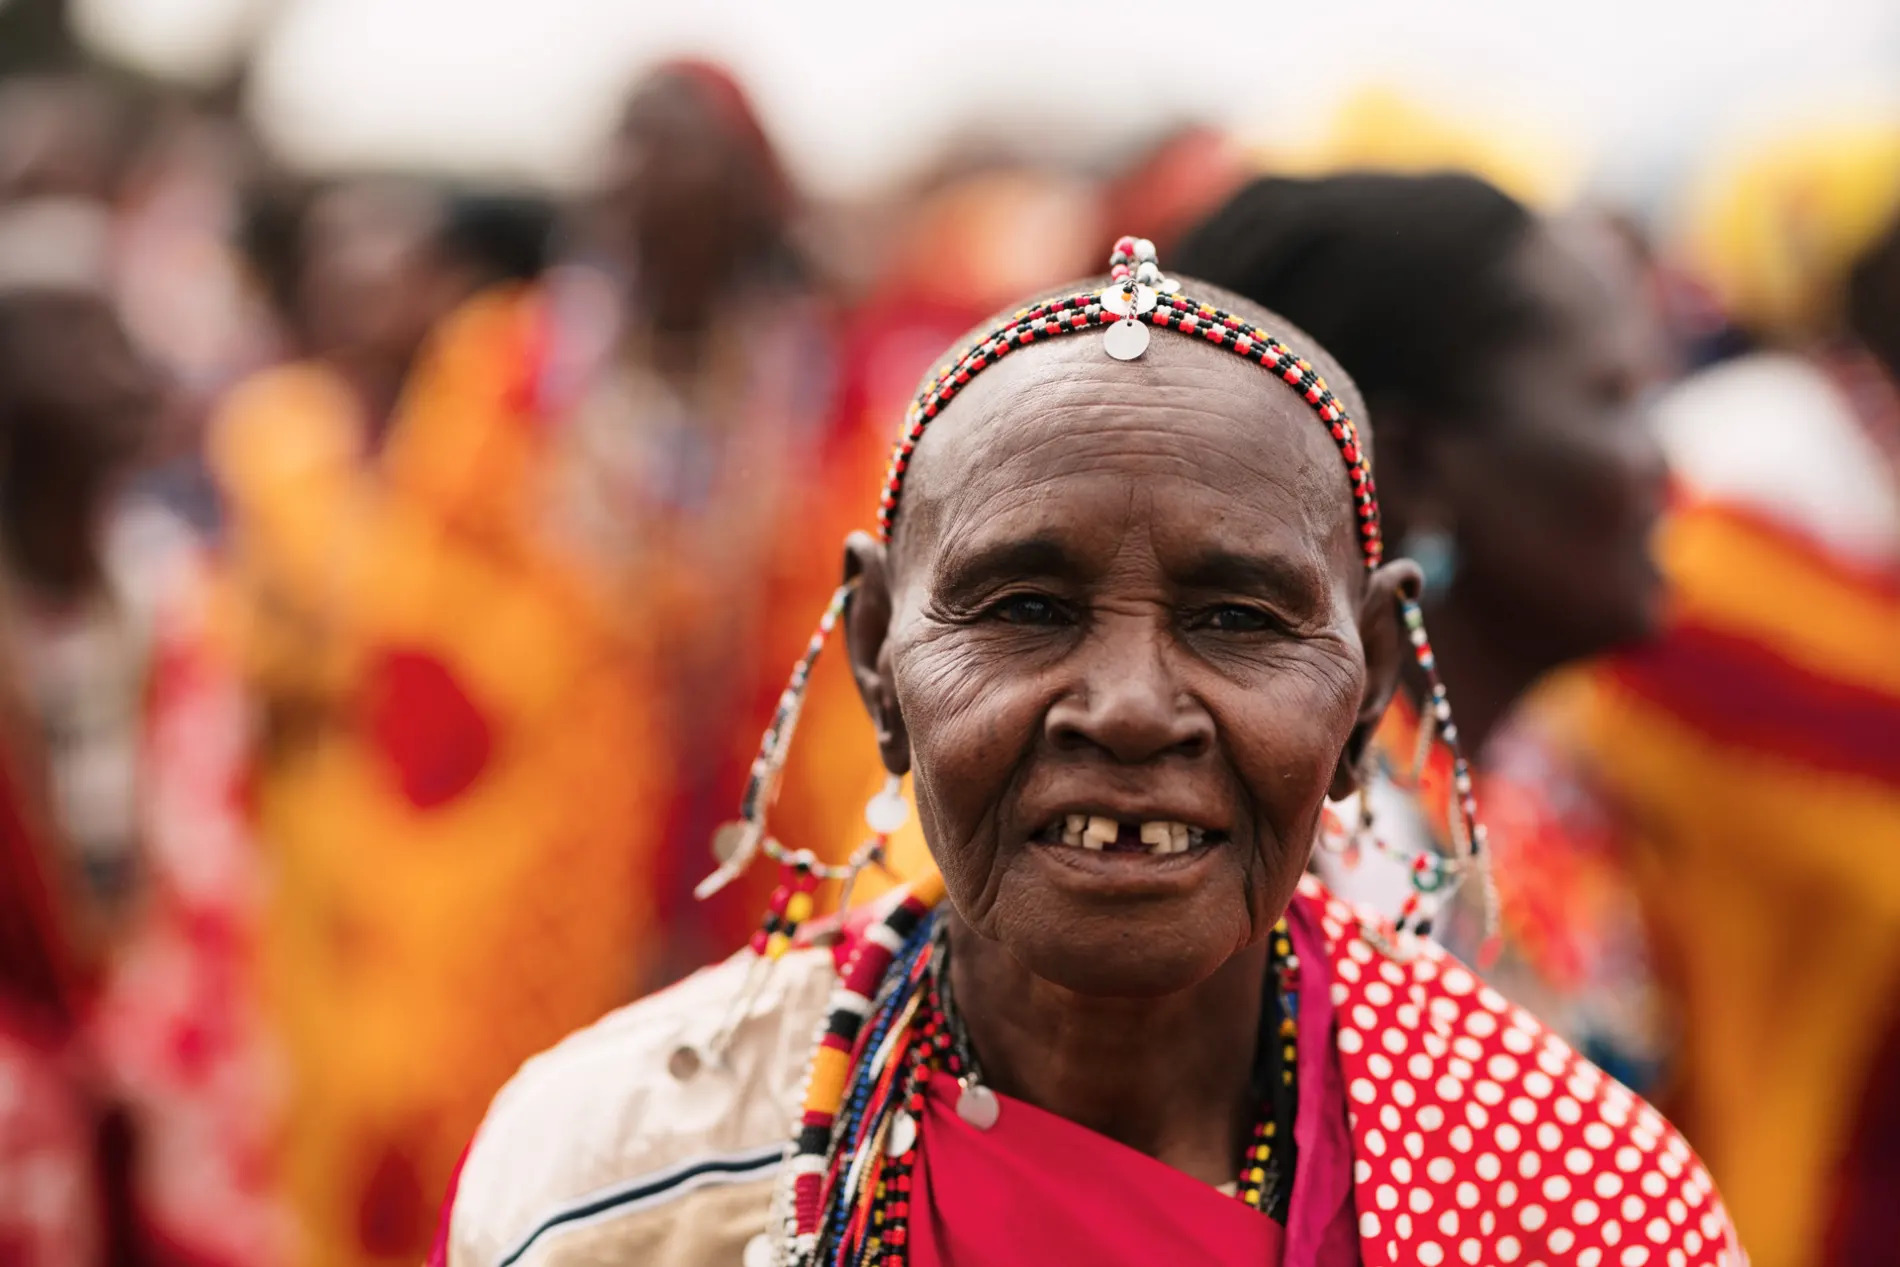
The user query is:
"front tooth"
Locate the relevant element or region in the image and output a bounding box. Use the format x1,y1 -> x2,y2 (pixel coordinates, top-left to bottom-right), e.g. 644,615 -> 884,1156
1084,816 -> 1118,850
1061,821 -> 1083,847
1170,823 -> 1190,854
1139,821 -> 1172,848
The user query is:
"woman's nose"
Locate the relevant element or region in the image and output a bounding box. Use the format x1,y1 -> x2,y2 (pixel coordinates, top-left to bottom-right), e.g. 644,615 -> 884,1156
1043,620 -> 1212,764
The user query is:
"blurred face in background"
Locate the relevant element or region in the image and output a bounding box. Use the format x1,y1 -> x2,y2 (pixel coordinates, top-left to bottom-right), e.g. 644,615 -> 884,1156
0,290 -> 157,600
1440,215 -> 1670,661
601,65 -> 786,305
295,181 -> 447,373
0,77 -> 124,203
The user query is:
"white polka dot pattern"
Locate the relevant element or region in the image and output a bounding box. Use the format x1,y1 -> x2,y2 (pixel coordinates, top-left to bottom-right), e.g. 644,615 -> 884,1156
1295,879 -> 1747,1267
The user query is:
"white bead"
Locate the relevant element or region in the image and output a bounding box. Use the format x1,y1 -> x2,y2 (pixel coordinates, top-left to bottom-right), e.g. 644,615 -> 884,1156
1133,237 -> 1157,262
865,778 -> 909,834
886,1111 -> 918,1157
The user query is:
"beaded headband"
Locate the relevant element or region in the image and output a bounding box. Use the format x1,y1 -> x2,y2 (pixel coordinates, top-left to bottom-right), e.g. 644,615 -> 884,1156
698,235 -> 1494,951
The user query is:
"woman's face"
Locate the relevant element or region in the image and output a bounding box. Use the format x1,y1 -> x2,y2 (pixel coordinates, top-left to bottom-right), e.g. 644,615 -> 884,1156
847,332 -> 1412,998
1440,217 -> 1669,660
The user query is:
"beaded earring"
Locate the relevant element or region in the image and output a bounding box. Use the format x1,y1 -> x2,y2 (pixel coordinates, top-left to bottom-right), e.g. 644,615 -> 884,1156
696,235 -> 1500,966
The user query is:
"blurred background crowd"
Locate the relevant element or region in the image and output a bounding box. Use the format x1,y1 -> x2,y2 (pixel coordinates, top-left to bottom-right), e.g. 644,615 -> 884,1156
0,1 -> 1897,1266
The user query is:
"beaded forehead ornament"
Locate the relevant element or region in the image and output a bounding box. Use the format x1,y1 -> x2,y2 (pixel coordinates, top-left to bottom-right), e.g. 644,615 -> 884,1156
698,235 -> 1494,951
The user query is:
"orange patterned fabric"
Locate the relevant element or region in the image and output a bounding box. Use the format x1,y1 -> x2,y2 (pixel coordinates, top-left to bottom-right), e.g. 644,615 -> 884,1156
1577,500 -> 1900,1267
208,287 -> 666,1267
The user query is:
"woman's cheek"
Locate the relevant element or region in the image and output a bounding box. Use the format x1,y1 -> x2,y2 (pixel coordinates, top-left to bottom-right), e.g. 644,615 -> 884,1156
1230,657 -> 1360,832
895,637 -> 1042,831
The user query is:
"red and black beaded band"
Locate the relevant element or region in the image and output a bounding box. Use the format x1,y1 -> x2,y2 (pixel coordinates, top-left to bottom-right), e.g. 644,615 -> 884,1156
875,239 -> 1384,570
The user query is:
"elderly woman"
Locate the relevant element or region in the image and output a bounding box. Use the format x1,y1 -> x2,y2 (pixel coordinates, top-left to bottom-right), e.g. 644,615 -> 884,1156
436,243 -> 1741,1267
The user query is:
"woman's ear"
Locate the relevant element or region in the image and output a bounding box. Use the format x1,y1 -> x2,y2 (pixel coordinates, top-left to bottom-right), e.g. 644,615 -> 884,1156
1331,559 -> 1423,800
842,531 -> 910,776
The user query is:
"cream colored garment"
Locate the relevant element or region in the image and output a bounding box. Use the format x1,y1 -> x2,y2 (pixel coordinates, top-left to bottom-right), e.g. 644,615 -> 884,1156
448,948 -> 834,1267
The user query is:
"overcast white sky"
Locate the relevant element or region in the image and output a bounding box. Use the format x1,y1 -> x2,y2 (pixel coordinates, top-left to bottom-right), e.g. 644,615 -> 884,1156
65,0 -> 1900,203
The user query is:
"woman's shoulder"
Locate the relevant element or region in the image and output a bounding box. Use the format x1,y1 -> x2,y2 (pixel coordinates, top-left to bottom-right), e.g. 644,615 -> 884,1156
1294,879 -> 1747,1266
446,946 -> 835,1267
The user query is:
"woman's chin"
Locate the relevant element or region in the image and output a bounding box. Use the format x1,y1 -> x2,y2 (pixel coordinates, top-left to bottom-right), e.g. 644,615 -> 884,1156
1000,915 -> 1244,1000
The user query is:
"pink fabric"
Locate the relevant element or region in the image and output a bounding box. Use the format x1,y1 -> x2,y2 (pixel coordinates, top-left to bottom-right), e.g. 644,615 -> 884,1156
1286,898 -> 1363,1266
909,1070 -> 1284,1266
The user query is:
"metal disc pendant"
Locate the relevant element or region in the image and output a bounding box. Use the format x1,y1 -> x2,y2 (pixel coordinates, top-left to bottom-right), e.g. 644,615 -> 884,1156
742,1231 -> 774,1267
711,820 -> 754,864
1103,318 -> 1150,361
956,1082 -> 1000,1131
885,1110 -> 918,1157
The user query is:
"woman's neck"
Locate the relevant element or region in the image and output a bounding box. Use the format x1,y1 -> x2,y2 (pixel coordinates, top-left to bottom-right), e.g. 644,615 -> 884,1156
944,912 -> 1268,1187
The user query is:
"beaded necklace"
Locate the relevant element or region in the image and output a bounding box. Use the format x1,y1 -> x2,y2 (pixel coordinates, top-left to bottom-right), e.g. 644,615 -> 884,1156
774,885 -> 1305,1266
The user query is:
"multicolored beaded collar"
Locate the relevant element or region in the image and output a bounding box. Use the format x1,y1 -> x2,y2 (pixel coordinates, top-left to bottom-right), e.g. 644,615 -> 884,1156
769,884 -> 1305,1266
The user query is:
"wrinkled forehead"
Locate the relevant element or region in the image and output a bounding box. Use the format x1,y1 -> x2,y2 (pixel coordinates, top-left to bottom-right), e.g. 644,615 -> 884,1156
895,332 -> 1364,590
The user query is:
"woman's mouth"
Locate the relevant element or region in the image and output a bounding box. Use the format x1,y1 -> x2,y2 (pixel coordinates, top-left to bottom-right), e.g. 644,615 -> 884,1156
1033,815 -> 1222,856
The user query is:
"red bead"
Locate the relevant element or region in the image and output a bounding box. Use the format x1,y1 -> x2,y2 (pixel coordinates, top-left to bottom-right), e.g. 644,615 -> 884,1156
1113,235 -> 1137,256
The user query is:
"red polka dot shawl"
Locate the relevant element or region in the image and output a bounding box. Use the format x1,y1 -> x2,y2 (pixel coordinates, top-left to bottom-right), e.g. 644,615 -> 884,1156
1299,875 -> 1745,1267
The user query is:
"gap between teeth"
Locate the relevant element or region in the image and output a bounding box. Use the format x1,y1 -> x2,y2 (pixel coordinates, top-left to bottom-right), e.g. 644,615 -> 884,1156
1060,815 -> 1202,854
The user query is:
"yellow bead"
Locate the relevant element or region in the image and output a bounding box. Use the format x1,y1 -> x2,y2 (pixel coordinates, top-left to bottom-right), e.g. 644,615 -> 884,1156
1249,1167 -> 1266,1184
786,892 -> 814,924
805,1045 -> 850,1114
1284,1044 -> 1297,1063
765,932 -> 791,959
1283,1069 -> 1294,1085
1244,1190 -> 1262,1206
1264,1121 -> 1276,1138
1280,1018 -> 1297,1038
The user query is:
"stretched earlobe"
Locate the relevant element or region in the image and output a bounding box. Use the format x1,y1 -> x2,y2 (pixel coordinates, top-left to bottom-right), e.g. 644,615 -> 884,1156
842,531 -> 910,776
1330,560 -> 1423,801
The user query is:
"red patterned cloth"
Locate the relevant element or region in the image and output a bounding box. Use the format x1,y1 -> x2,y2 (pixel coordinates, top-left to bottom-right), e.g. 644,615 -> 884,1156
1305,875 -> 1744,1266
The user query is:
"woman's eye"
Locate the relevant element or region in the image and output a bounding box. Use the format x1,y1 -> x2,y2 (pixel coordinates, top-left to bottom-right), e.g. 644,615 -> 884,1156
989,594 -> 1065,625
1203,605 -> 1274,633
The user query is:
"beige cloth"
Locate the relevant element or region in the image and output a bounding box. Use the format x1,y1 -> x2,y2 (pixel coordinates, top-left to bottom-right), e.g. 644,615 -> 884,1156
448,947 -> 835,1267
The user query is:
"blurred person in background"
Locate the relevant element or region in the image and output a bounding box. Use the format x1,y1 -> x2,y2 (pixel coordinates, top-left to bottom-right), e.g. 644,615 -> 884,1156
1177,170 -> 1672,1086
0,669 -> 111,1266
1560,124 -> 1900,1267
541,58 -> 853,975
0,197 -> 173,950
0,180 -> 252,1267
207,174 -> 665,1267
